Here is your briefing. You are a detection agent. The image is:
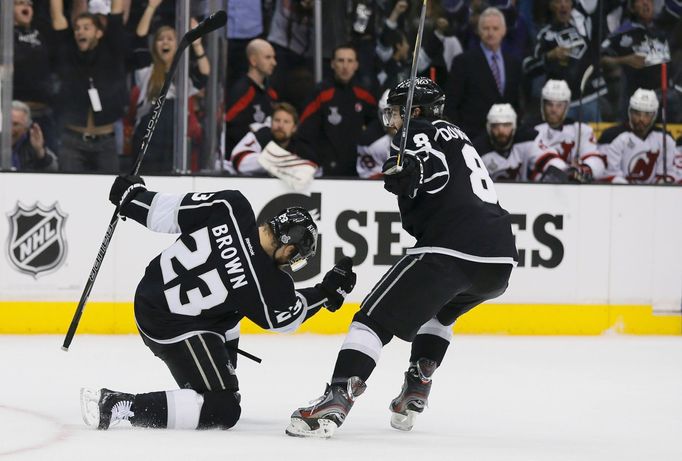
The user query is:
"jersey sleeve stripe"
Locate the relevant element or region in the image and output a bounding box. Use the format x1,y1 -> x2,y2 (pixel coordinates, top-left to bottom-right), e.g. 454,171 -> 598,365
147,193 -> 183,233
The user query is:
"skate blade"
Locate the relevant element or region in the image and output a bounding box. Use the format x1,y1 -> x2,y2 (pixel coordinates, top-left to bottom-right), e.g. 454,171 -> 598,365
285,418 -> 337,438
390,410 -> 418,431
80,388 -> 101,429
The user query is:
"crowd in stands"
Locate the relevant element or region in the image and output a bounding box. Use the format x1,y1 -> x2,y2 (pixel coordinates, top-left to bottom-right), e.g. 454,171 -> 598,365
9,0 -> 682,184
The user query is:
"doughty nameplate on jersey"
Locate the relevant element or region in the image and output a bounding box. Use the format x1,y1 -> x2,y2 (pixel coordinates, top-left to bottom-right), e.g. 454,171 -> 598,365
6,202 -> 68,278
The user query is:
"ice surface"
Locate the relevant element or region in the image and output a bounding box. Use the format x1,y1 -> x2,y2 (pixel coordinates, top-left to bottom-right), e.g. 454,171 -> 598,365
1,335 -> 681,460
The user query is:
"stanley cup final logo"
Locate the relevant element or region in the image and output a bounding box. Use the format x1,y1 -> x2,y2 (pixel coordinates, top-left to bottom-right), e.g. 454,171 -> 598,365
6,202 -> 68,278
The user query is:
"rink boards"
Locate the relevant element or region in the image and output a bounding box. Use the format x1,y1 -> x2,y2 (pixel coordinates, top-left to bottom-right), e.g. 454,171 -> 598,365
0,173 -> 680,335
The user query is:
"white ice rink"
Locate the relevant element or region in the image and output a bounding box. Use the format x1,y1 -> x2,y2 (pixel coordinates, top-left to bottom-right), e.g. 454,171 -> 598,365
1,334 -> 681,461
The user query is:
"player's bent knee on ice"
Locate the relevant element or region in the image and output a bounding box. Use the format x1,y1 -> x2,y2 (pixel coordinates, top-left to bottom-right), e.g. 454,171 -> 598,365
198,391 -> 242,429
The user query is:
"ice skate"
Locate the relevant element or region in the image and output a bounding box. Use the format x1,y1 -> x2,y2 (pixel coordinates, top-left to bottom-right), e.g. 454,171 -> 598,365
80,387 -> 135,430
389,358 -> 437,431
286,376 -> 366,438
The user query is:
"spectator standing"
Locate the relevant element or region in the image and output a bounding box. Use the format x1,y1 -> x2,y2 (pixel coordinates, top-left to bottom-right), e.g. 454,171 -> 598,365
444,7 -> 523,139
225,39 -> 278,160
226,0 -> 264,89
296,45 -> 377,177
267,0 -> 314,106
376,28 -> 411,94
11,101 -> 59,172
601,0 -> 672,116
132,4 -> 210,173
598,88 -> 679,183
50,0 -> 127,173
13,0 -> 58,154
523,0 -> 605,122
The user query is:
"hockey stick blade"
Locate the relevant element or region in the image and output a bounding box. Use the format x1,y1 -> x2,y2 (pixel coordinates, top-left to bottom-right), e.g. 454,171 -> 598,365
184,10 -> 227,43
62,12 -> 227,351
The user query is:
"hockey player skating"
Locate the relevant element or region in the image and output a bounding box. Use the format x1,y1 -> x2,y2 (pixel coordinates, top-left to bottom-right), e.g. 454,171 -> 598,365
529,79 -> 606,183
286,78 -> 518,438
473,103 -> 556,181
598,88 -> 681,184
80,175 -> 357,430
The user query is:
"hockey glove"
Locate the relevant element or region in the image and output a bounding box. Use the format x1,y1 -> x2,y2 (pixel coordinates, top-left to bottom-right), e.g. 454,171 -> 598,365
382,154 -> 424,198
317,256 -> 357,312
109,175 -> 146,208
566,165 -> 593,184
540,165 -> 570,184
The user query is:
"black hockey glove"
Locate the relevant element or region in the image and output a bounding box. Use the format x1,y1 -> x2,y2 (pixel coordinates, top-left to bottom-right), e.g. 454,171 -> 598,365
540,165 -> 570,184
566,165 -> 593,184
317,256 -> 356,312
109,175 -> 146,208
382,154 -> 424,198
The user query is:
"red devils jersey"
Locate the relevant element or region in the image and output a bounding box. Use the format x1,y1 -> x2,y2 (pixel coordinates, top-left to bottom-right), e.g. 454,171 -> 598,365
392,118 -> 518,265
120,190 -> 326,343
598,125 -> 680,184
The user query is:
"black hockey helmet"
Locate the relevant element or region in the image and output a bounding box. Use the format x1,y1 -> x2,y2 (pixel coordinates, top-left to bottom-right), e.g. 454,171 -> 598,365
268,207 -> 318,271
385,77 -> 445,120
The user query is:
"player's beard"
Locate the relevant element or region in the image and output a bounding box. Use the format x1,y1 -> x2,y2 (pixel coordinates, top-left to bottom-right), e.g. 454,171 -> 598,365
272,130 -> 289,144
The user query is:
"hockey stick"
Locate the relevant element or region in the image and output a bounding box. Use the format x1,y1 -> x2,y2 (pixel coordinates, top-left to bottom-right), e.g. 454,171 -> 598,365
575,64 -> 594,167
62,11 -> 228,351
385,0 -> 428,174
661,62 -> 670,182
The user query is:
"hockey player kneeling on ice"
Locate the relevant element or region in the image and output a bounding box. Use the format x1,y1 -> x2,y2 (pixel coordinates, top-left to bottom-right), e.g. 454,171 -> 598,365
286,78 -> 518,439
80,175 -> 356,430
598,88 -> 681,184
528,79 -> 606,183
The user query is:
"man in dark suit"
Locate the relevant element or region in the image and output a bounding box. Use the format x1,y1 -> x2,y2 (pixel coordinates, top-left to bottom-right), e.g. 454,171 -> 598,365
444,7 -> 522,139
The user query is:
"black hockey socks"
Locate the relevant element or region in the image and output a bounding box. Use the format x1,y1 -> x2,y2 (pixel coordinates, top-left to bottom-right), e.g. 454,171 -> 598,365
332,349 -> 377,383
409,333 -> 450,366
198,390 -> 241,429
130,391 -> 168,428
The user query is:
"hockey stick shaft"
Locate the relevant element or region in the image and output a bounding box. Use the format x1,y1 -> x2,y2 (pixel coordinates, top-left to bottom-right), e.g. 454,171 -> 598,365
661,62 -> 668,180
391,0 -> 428,173
62,11 -> 227,351
575,64 -> 593,167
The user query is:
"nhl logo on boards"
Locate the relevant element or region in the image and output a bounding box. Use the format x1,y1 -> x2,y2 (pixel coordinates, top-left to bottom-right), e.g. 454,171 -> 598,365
6,202 -> 68,278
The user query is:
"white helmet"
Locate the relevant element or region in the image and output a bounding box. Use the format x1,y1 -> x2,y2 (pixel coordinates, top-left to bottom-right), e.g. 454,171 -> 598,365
486,104 -> 517,150
541,79 -> 571,125
629,88 -> 659,114
487,103 -> 517,128
541,79 -> 572,102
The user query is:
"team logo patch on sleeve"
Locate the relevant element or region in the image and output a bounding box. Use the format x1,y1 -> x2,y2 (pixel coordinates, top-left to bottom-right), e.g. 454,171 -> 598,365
6,202 -> 68,278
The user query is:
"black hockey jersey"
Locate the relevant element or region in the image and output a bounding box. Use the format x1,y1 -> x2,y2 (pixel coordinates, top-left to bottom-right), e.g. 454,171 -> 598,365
120,189 -> 326,343
392,118 -> 518,265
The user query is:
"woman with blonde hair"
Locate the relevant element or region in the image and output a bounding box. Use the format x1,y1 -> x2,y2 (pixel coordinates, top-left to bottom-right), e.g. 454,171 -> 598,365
127,0 -> 209,172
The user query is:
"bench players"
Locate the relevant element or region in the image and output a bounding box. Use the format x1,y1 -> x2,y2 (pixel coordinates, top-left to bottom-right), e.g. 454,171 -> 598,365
528,79 -> 605,183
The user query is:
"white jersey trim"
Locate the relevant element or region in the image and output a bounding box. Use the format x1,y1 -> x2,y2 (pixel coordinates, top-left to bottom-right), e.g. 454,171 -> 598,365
340,321 -> 383,363
407,246 -> 518,266
147,193 -> 183,233
137,321 -> 226,344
